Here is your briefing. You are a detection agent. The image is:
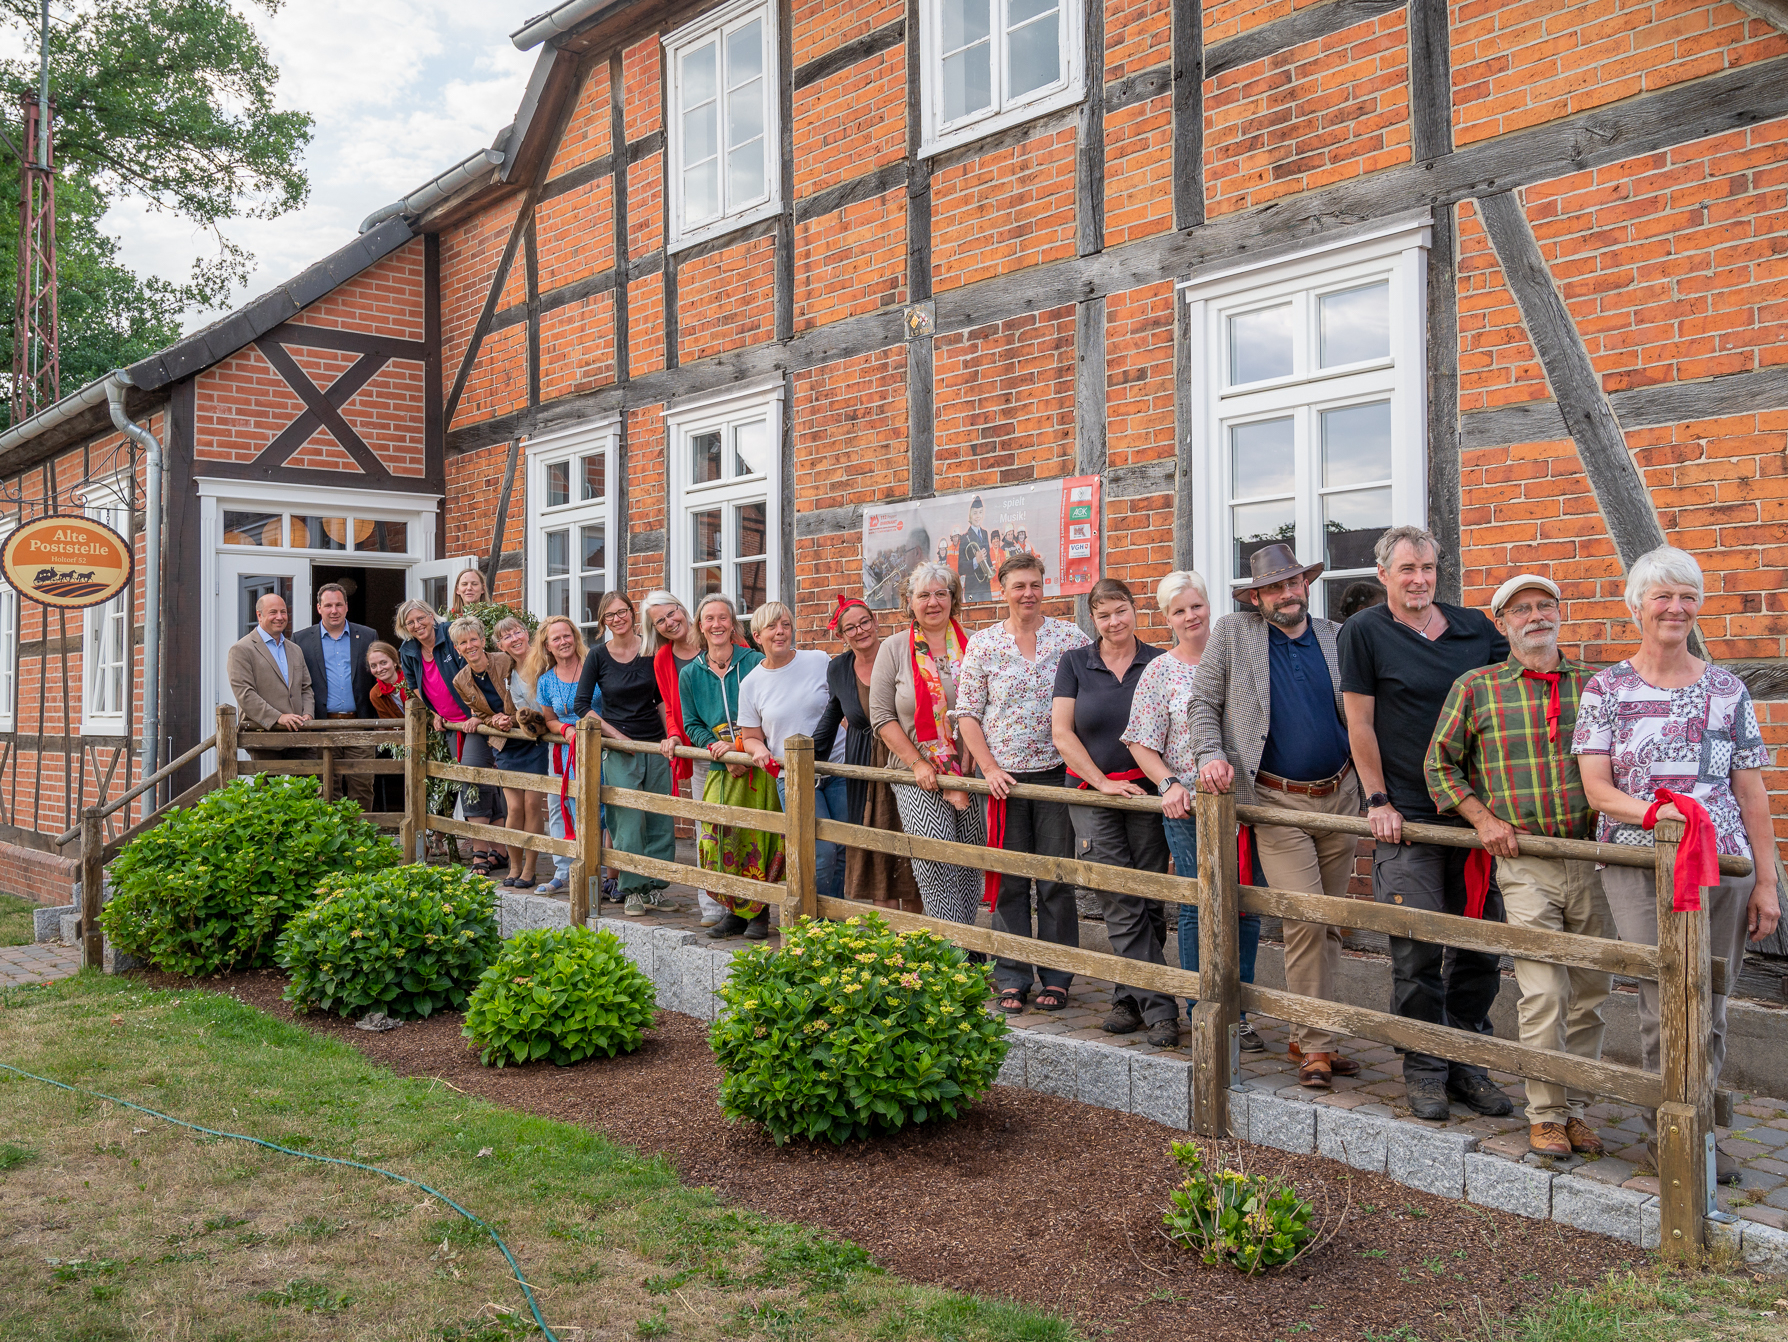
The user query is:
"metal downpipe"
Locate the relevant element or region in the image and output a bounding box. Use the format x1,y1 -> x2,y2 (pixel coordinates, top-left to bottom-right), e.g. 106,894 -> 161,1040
105,374 -> 162,795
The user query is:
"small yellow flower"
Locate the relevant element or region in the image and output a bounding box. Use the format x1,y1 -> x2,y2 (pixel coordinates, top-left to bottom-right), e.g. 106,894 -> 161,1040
743,999 -> 759,1010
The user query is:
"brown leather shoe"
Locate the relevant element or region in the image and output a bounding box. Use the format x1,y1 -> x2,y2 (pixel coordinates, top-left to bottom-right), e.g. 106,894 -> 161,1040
1564,1117 -> 1604,1155
1289,1041 -> 1359,1076
1298,1052 -> 1334,1088
1530,1122 -> 1572,1157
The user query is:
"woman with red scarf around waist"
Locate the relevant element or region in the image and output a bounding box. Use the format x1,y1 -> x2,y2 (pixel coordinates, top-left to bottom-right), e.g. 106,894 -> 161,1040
1573,545 -> 1778,1182
1051,577 -> 1178,1047
868,561 -> 984,926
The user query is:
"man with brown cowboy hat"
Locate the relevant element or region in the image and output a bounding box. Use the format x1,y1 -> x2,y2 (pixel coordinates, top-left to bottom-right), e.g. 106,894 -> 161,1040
1189,542 -> 1362,1088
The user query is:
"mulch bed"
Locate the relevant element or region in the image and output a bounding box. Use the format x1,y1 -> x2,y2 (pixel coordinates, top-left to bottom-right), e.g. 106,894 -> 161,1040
162,970 -> 1636,1341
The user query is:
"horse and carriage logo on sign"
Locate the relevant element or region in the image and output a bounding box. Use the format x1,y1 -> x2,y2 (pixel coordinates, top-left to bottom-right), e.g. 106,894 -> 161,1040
0,515 -> 134,609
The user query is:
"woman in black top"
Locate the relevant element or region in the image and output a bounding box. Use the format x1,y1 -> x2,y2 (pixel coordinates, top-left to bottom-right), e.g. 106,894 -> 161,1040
812,595 -> 921,911
1050,577 -> 1176,1045
572,591 -> 676,910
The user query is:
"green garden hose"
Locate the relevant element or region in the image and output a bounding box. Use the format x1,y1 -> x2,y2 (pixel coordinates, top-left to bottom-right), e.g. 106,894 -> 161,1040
0,1059 -> 559,1340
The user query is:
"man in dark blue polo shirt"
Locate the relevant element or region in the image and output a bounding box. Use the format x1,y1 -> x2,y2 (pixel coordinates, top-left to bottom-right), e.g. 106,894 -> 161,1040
1339,526 -> 1514,1121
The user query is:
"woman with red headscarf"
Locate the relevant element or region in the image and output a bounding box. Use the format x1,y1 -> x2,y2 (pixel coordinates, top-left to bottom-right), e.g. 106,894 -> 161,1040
813,593 -> 921,911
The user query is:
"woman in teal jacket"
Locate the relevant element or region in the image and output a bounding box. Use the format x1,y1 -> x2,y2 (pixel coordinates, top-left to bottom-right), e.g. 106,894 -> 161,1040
678,593 -> 785,940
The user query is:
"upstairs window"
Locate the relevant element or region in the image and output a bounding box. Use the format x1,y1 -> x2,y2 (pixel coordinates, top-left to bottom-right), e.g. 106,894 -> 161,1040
666,0 -> 779,250
922,0 -> 1084,155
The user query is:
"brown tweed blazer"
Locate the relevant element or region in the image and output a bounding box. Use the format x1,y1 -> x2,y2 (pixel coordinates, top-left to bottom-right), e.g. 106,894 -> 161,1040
1189,610 -> 1347,807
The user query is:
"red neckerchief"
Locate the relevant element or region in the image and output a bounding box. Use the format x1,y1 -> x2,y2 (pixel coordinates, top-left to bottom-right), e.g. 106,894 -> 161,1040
1521,668 -> 1563,743
554,722 -> 576,840
1462,849 -> 1493,919
653,644 -> 692,789
1065,766 -> 1146,789
983,796 -> 1006,908
1644,788 -> 1717,912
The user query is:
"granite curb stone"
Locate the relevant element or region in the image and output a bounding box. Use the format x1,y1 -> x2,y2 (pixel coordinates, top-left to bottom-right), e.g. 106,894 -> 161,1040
1464,1151 -> 1554,1220
1317,1106 -> 1390,1174
1388,1125 -> 1478,1198
1553,1175 -> 1650,1245
1128,1052 -> 1192,1129
34,903 -> 74,942
1247,1093 -> 1317,1154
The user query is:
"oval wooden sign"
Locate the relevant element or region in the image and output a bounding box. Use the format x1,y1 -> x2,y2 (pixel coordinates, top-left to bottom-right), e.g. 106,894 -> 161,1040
1,514 -> 134,609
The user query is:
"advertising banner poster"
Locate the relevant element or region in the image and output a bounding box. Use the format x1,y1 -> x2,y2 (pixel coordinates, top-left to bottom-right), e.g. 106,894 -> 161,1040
861,475 -> 1102,609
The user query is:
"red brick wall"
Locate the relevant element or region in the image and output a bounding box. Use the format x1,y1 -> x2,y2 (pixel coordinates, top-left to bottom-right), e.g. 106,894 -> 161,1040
794,190 -> 905,332
1204,0 -> 1329,46
1108,0 -> 1171,78
1105,97 -> 1174,247
0,843 -> 78,906
550,66 -> 613,177
622,36 -> 662,142
933,306 -> 1077,491
794,45 -> 905,198
537,177 -> 616,293
1451,0 -> 1788,148
793,346 -> 909,513
930,127 -> 1078,291
1204,7 -> 1410,216
1105,281 -> 1176,470
441,198 -> 523,406
627,404 -> 668,543
196,346 -> 307,463
792,0 -> 902,66
678,236 -> 777,362
445,441 -> 512,568
455,324 -> 529,428
628,274 -> 667,376
540,292 -> 618,401
289,239 -> 426,339
627,153 -> 664,259
1455,199 -> 1551,413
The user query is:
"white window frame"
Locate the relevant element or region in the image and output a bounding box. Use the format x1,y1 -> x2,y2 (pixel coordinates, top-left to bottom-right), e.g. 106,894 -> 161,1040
80,475 -> 133,735
919,0 -> 1085,157
526,417 -> 620,642
665,379 -> 782,618
0,524 -> 15,732
664,0 -> 780,252
1180,217 -> 1431,620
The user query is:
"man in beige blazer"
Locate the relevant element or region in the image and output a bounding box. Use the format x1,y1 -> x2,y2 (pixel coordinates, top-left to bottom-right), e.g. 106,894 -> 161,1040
226,592 -> 313,760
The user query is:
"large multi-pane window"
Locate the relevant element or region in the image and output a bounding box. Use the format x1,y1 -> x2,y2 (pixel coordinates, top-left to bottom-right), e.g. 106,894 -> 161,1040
666,0 -> 778,249
83,483 -> 131,733
1183,222 -> 1430,618
923,0 -> 1084,154
527,421 -> 617,644
668,383 -> 781,618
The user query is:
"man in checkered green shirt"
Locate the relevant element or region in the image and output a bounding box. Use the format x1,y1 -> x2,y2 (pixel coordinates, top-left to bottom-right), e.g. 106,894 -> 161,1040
1425,574 -> 1612,1159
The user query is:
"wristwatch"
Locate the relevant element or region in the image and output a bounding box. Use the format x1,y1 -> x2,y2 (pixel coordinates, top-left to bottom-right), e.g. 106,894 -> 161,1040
1366,791 -> 1391,809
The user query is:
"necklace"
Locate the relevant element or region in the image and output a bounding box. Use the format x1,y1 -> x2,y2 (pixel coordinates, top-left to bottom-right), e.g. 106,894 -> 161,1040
1393,604 -> 1440,638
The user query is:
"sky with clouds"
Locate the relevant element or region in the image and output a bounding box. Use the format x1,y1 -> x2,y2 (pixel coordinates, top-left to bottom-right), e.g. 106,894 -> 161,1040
100,0 -> 539,330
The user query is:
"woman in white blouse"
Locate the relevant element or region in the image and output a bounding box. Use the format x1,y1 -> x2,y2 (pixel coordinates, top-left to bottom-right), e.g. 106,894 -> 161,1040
1123,570 -> 1262,1052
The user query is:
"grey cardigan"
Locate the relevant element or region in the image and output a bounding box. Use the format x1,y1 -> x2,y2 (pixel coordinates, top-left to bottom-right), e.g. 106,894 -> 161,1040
867,628 -> 963,747
1189,611 -> 1347,807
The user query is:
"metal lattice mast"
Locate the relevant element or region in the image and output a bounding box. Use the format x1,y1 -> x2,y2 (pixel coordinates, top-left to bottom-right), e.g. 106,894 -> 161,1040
12,0 -> 58,422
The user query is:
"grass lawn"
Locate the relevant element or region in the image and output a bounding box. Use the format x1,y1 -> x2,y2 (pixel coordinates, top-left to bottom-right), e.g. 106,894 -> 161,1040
0,972 -> 1782,1342
0,891 -> 37,946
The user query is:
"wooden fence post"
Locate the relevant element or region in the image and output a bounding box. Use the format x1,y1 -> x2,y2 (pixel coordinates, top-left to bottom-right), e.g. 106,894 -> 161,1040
571,719 -> 601,927
783,735 -> 818,926
1191,787 -> 1240,1136
1653,817 -> 1711,1257
320,745 -> 336,802
216,704 -> 238,785
80,807 -> 104,971
400,695 -> 428,863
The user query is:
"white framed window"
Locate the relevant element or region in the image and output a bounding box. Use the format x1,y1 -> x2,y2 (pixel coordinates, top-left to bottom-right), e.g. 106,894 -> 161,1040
666,380 -> 781,618
664,0 -> 779,251
1182,217 -> 1431,619
81,478 -> 132,734
920,0 -> 1084,156
0,528 -> 15,731
526,418 -> 618,643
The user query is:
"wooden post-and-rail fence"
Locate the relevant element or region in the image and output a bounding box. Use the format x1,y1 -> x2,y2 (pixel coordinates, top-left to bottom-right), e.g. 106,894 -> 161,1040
69,697 -> 1747,1258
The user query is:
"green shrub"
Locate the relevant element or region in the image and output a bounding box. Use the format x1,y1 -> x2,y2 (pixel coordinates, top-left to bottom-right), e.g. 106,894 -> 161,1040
708,912 -> 1008,1145
463,926 -> 657,1066
276,865 -> 499,1019
1161,1140 -> 1315,1273
100,775 -> 396,977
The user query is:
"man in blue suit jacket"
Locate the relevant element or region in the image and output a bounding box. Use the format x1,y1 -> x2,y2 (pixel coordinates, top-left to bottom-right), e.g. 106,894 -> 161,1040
292,582 -> 378,807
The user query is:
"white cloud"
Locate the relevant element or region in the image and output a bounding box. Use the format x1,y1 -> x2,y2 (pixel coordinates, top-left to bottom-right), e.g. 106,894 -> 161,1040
100,0 -> 536,327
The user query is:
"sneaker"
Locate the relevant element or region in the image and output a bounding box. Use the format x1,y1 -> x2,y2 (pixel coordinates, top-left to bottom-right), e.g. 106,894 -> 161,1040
1405,1077 -> 1451,1121
623,894 -> 647,916
706,913 -> 749,940
1447,1072 -> 1515,1117
636,889 -> 672,912
1237,1022 -> 1264,1053
1102,1002 -> 1143,1035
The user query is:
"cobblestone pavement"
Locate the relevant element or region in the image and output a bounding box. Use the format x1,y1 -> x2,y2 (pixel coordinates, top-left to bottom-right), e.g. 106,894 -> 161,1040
0,941 -> 81,986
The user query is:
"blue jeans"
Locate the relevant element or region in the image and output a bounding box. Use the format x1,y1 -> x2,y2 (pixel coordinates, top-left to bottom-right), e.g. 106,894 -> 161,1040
776,773 -> 848,902
546,795 -> 577,884
1163,815 -> 1260,1022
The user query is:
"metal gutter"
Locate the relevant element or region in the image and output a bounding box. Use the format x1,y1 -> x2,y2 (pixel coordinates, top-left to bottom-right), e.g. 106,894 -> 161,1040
0,373 -> 114,458
359,145 -> 507,234
511,0 -> 621,50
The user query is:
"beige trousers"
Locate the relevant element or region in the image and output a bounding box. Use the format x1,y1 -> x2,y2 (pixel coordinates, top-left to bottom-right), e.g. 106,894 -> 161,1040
1495,853 -> 1612,1125
1250,777 -> 1362,1052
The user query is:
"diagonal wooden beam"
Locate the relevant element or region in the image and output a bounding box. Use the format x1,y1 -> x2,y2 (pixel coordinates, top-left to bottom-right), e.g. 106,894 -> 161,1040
252,342 -> 394,479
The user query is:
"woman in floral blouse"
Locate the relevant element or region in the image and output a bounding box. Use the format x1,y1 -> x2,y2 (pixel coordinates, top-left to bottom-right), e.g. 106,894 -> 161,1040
1572,545 -> 1778,1179
1122,571 -> 1262,1052
953,551 -> 1090,1013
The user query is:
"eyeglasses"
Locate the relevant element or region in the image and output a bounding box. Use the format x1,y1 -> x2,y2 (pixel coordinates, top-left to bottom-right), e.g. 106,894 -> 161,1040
1504,600 -> 1559,617
603,608 -> 632,623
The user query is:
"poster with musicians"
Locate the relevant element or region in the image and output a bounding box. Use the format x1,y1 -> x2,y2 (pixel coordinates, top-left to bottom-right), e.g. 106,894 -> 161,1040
860,475 -> 1102,610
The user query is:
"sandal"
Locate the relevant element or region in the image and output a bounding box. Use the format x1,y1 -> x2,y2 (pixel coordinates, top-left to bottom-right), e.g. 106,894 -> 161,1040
470,855 -> 495,876
995,988 -> 1027,1015
1032,986 -> 1069,1012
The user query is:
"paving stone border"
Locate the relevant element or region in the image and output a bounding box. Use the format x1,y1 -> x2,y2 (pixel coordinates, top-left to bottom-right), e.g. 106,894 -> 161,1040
514,896 -> 1788,1267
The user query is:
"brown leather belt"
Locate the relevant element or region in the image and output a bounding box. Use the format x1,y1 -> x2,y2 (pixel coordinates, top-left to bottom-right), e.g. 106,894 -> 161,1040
1255,760 -> 1353,797
326,711 -> 358,719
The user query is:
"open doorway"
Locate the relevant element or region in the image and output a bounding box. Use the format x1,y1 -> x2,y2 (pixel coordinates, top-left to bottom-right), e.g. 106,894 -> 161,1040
309,564 -> 409,639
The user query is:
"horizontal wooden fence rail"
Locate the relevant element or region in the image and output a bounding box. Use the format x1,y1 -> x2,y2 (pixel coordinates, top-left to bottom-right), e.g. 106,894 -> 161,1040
55,732 -> 220,846
245,759 -> 406,777
424,813 -> 578,859
429,760 -> 562,796
237,730 -> 404,750
602,782 -> 792,836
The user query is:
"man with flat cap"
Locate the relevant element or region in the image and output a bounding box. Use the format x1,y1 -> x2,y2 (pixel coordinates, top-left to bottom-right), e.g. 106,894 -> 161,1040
1426,573 -> 1612,1156
1190,542 -> 1361,1088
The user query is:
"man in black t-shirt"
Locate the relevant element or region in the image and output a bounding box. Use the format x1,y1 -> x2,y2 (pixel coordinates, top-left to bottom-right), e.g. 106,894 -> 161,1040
1338,526 -> 1514,1122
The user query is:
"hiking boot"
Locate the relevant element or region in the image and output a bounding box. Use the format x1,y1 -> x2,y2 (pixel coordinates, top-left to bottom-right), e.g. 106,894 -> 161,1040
1530,1123 -> 1572,1157
1447,1072 -> 1515,1117
1102,1002 -> 1143,1035
1564,1117 -> 1604,1155
1146,1018 -> 1180,1048
1297,1052 -> 1334,1089
1406,1077 -> 1451,1121
706,913 -> 749,939
1237,1022 -> 1264,1053
742,911 -> 771,941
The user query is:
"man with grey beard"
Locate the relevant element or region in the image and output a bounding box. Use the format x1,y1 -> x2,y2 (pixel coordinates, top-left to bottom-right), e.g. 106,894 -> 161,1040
1425,574 -> 1612,1158
1191,543 -> 1361,1089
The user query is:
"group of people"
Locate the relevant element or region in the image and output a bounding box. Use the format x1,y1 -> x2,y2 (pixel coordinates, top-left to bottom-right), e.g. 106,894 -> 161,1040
225,534 -> 1779,1169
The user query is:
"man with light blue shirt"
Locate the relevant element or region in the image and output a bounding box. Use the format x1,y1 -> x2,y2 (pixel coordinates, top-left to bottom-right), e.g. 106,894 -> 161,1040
226,592 -> 313,762
293,583 -> 378,805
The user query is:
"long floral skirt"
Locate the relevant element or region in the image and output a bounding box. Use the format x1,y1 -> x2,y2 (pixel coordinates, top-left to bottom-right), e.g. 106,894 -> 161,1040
698,764 -> 786,918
